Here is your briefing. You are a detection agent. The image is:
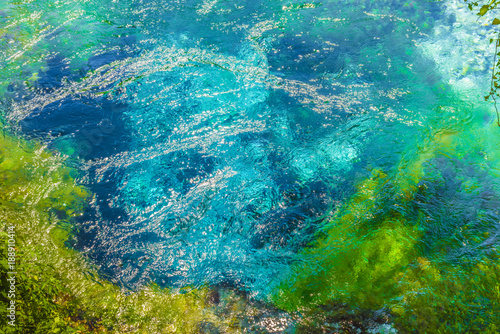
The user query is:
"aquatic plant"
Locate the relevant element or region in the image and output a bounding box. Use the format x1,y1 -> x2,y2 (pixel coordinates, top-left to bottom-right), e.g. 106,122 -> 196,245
2,0 -> 500,332
0,130 -> 218,333
271,98 -> 500,331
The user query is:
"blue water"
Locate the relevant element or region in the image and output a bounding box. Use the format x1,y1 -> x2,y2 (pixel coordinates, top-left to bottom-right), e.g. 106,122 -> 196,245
3,0 -> 500,303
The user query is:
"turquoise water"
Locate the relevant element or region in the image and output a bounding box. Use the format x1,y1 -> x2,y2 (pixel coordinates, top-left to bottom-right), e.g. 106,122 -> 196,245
2,0 -> 500,330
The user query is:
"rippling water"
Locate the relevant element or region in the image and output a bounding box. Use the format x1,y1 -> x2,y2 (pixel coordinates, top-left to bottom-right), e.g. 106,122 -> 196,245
2,0 -> 499,312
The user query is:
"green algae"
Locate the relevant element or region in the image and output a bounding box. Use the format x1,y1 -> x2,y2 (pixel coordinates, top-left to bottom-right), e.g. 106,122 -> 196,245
271,168 -> 420,311
391,257 -> 500,333
0,129 -> 220,333
271,96 -> 500,331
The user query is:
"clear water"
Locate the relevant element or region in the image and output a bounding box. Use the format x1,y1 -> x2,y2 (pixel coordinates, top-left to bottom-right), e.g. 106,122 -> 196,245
2,0 -> 499,307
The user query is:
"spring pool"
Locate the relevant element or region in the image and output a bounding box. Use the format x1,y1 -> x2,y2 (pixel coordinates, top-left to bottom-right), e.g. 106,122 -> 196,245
2,0 -> 500,332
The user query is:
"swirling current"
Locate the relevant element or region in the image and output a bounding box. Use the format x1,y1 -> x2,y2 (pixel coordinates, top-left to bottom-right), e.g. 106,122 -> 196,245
2,0 -> 500,328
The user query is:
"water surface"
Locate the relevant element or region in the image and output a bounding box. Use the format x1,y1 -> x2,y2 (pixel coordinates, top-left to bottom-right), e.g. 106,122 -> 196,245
2,0 -> 499,322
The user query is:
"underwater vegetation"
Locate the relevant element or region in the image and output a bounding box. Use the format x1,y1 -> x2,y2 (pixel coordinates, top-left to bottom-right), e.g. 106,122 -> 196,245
1,0 -> 500,333
1,98 -> 499,333
272,97 -> 500,332
0,130 -> 217,333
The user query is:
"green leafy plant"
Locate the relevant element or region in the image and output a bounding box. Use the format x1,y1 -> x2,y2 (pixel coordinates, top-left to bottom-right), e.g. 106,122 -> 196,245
465,0 -> 500,125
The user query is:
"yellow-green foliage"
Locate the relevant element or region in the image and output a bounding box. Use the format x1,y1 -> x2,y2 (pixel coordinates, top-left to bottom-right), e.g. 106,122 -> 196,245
0,130 -> 88,214
271,103 -> 500,331
0,130 -> 216,333
272,169 -> 420,311
392,256 -> 500,333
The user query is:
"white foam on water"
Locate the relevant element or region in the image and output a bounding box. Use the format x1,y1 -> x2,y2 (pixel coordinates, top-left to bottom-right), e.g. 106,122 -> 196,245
419,0 -> 496,95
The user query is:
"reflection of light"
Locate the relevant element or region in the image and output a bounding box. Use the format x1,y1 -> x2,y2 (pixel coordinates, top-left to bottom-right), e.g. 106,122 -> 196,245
258,317 -> 290,333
